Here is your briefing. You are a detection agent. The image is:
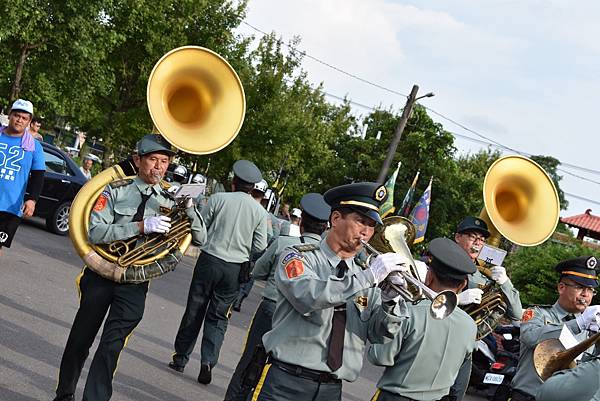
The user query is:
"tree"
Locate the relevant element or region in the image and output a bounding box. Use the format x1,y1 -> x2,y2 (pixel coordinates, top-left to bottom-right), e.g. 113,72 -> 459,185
530,155 -> 568,210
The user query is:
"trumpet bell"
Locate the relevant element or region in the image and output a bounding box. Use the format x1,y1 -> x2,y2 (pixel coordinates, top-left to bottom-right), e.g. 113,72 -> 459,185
147,46 -> 245,155
483,155 -> 560,246
431,290 -> 458,320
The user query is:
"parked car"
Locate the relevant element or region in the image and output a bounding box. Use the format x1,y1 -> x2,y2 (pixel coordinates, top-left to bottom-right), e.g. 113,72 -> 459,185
29,142 -> 88,235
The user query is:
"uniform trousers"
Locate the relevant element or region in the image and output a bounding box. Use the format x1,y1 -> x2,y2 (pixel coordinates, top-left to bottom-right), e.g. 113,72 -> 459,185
447,356 -> 471,401
249,363 -> 342,401
224,297 -> 276,401
55,268 -> 148,401
371,389 -> 456,401
173,251 -> 240,367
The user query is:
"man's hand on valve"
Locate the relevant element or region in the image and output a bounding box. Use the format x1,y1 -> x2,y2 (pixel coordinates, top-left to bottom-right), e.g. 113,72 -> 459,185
458,288 -> 484,306
369,253 -> 411,284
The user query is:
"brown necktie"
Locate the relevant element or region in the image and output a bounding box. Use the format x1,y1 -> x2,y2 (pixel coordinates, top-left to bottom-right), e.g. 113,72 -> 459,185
326,260 -> 348,371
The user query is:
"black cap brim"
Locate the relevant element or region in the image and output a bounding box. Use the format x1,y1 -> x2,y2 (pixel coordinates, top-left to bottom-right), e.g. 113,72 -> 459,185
562,274 -> 599,288
349,207 -> 382,225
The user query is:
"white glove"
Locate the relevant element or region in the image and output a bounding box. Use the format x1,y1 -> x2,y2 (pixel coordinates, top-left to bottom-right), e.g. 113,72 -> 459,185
369,253 -> 411,284
577,305 -> 600,332
458,288 -> 484,306
380,274 -> 407,303
490,266 -> 509,285
143,215 -> 171,234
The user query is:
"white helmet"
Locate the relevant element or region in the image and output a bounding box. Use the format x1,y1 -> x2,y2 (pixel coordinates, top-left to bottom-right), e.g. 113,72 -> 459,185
254,179 -> 268,193
191,173 -> 206,184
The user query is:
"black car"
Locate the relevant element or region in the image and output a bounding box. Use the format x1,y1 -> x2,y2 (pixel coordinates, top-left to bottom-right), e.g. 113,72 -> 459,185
31,142 -> 88,235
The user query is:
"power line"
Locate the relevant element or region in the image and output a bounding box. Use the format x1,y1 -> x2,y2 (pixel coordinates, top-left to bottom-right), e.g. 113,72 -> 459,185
241,20 -> 600,201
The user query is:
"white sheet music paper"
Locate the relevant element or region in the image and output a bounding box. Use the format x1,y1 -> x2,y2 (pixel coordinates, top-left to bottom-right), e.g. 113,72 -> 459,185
558,324 -> 584,361
477,244 -> 507,266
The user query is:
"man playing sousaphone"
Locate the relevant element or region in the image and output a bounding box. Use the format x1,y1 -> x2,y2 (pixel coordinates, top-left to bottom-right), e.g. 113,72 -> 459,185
510,256 -> 600,401
52,134 -> 206,401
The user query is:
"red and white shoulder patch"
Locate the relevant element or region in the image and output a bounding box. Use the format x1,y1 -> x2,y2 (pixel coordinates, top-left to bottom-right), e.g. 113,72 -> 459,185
93,191 -> 110,212
522,309 -> 535,323
281,251 -> 304,279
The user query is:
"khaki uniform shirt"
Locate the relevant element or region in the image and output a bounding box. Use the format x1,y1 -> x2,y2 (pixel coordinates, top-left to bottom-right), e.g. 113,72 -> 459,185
468,268 -> 523,320
368,302 -> 477,401
262,238 -> 407,381
536,359 -> 600,401
89,176 -> 206,245
253,232 -> 321,301
511,302 -> 586,397
200,192 -> 268,263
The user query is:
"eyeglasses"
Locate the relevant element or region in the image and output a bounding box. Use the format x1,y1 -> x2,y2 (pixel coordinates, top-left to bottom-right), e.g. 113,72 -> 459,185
465,233 -> 486,243
561,282 -> 597,295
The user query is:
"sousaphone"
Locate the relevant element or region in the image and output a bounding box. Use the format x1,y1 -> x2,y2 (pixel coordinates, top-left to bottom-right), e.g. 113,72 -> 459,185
69,46 -> 245,283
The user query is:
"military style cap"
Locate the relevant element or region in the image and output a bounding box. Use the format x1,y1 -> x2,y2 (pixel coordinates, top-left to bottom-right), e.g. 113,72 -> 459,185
136,134 -> 176,156
555,256 -> 599,288
456,216 -> 490,238
323,182 -> 388,225
299,193 -> 331,222
428,237 -> 477,280
232,160 -> 262,184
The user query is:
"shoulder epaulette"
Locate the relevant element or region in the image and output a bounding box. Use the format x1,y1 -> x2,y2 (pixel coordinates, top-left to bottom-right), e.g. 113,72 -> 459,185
529,304 -> 551,309
110,178 -> 134,189
292,243 -> 320,253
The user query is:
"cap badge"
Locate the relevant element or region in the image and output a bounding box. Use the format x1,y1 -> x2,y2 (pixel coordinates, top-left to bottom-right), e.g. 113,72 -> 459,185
374,186 -> 387,201
475,220 -> 480,226
587,256 -> 597,270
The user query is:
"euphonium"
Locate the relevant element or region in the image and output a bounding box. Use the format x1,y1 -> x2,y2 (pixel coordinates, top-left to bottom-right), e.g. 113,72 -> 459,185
533,331 -> 600,381
463,155 -> 560,339
362,216 -> 458,320
69,46 -> 246,283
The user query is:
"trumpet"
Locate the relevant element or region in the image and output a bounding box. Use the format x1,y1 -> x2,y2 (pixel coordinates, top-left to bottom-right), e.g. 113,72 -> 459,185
360,239 -> 457,320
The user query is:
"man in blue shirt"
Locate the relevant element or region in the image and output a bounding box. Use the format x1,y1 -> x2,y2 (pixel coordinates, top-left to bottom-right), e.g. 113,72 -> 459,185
0,99 -> 45,256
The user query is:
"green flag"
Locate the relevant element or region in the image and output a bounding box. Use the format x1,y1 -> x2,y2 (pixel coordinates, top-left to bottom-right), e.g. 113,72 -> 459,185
379,162 -> 401,218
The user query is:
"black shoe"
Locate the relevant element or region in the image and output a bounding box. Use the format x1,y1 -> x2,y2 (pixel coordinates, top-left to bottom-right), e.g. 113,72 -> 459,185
197,363 -> 212,384
52,395 -> 74,401
168,361 -> 185,373
232,296 -> 245,312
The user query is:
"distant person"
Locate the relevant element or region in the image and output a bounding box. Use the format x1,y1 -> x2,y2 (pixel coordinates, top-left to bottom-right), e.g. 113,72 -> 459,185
288,207 -> 301,236
0,99 -> 45,257
29,116 -> 43,140
80,155 -> 94,180
278,203 -> 291,221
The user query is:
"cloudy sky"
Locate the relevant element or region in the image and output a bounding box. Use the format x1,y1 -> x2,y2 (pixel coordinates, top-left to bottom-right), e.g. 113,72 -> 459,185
236,0 -> 600,219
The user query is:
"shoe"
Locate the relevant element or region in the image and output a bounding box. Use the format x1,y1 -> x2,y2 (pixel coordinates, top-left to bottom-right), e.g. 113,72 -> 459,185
197,363 -> 212,384
232,296 -> 245,312
168,361 -> 185,373
52,395 -> 74,401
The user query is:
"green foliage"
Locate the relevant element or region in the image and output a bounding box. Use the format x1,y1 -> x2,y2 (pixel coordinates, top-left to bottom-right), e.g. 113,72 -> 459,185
505,241 -> 596,307
530,155 -> 568,210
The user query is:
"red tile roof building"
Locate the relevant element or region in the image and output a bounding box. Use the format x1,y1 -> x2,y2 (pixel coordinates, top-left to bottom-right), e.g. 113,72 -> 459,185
560,209 -> 600,241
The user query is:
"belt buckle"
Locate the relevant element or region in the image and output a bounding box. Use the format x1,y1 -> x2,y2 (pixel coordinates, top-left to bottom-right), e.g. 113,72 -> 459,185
318,372 -> 330,382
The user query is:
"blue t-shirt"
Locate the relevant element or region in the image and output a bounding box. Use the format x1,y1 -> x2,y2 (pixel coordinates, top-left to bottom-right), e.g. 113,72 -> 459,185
0,134 -> 45,216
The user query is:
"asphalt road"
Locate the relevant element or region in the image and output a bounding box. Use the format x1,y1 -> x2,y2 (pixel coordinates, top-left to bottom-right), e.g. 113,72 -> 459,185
0,219 -> 485,401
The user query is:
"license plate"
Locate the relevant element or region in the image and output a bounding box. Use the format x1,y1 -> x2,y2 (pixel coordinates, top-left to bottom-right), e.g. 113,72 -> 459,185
483,373 -> 505,385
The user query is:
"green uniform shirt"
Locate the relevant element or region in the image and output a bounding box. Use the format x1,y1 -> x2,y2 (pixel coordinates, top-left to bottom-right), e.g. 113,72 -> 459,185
511,302 -> 587,397
262,238 -> 408,381
368,302 -> 477,401
536,359 -> 600,401
200,192 -> 268,263
468,269 -> 523,320
253,232 -> 321,301
89,176 -> 206,245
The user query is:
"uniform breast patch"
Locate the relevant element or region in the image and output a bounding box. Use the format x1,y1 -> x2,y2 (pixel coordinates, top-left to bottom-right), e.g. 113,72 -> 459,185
284,259 -> 304,279
93,191 -> 109,211
522,309 -> 535,322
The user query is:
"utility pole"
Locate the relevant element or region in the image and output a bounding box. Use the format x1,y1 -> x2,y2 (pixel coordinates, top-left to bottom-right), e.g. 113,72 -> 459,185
376,85 -> 434,183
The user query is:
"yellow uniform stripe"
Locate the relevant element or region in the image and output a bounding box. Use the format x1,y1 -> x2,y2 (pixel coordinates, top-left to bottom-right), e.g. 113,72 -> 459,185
562,270 -> 598,280
242,309 -> 258,352
75,266 -> 86,302
339,200 -> 380,212
250,363 -> 272,401
370,389 -> 381,401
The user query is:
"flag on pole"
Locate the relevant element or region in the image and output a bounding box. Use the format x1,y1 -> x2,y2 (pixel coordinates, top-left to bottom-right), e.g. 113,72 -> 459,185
409,176 -> 433,244
379,161 -> 401,218
399,170 -> 420,217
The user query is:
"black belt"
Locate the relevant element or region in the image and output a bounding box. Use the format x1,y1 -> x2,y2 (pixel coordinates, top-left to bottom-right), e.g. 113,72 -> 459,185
379,389 -> 455,401
511,388 -> 535,401
270,358 -> 341,384
262,297 -> 276,303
